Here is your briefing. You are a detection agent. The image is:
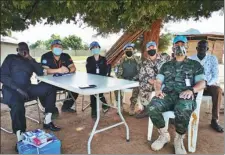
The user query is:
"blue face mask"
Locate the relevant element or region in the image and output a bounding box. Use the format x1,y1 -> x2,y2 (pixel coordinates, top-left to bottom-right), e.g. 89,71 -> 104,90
91,48 -> 100,55
53,47 -> 62,56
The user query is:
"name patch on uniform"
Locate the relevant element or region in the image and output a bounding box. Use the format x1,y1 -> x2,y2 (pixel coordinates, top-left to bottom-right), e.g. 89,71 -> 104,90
42,59 -> 47,64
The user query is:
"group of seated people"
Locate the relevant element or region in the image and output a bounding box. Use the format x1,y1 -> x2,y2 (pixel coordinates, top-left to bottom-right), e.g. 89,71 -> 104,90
0,35 -> 223,154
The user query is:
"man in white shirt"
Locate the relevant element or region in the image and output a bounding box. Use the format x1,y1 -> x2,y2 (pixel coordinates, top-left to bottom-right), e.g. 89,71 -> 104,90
189,40 -> 223,133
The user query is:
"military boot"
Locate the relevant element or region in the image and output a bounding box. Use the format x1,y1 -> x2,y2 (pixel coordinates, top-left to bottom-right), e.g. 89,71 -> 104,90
174,132 -> 187,154
135,106 -> 148,119
128,104 -> 135,116
151,127 -> 170,151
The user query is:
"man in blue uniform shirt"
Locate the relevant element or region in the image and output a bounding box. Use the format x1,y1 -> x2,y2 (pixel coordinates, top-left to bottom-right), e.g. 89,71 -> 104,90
0,42 -> 61,151
41,40 -> 79,114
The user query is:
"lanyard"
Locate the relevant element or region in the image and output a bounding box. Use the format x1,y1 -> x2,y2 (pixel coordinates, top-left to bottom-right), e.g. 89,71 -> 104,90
53,58 -> 62,68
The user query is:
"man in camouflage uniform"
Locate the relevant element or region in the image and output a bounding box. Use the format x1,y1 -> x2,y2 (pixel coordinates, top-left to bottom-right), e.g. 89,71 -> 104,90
115,43 -> 140,115
136,41 -> 170,119
148,36 -> 206,154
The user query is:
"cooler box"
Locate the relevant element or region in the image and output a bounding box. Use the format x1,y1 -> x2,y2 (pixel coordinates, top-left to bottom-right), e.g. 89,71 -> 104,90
17,133 -> 61,154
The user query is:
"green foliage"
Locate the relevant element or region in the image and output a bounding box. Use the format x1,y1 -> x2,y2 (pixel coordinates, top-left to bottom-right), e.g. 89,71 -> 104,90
158,33 -> 173,52
29,40 -> 45,49
82,44 -> 89,50
29,34 -> 86,50
44,34 -> 61,50
63,35 -> 83,50
133,33 -> 173,52
1,0 -> 223,35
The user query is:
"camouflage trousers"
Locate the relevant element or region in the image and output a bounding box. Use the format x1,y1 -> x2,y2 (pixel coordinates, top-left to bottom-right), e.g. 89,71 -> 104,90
147,93 -> 196,134
139,89 -> 154,106
114,87 -> 139,107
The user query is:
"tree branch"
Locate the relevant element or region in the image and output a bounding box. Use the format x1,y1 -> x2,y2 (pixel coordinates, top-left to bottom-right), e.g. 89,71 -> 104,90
24,0 -> 40,22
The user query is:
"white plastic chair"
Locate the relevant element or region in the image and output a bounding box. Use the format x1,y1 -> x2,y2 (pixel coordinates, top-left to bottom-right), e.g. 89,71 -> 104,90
202,96 -> 212,114
147,90 -> 204,153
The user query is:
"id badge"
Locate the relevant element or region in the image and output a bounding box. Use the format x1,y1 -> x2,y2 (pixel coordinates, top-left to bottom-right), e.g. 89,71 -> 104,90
185,79 -> 191,86
96,68 -> 100,74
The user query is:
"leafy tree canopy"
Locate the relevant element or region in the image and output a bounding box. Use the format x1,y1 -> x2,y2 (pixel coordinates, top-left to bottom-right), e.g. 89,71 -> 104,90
1,0 -> 223,35
29,34 -> 86,50
158,33 -> 173,52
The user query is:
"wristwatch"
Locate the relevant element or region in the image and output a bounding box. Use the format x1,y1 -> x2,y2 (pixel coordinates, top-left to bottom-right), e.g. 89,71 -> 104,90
189,87 -> 195,94
67,67 -> 71,72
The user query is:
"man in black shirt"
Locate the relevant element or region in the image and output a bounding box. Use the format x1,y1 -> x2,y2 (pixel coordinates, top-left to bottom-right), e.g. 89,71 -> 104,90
86,41 -> 109,118
0,42 -> 61,149
41,40 -> 79,114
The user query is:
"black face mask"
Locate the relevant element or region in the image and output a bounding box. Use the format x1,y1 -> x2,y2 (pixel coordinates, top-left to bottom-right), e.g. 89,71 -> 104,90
125,51 -> 133,57
147,49 -> 156,56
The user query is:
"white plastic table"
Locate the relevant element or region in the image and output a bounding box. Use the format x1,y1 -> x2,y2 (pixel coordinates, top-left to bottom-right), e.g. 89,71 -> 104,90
37,72 -> 139,154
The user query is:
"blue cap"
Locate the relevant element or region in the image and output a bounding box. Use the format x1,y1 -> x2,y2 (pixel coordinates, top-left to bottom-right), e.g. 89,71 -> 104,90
89,41 -> 100,49
173,35 -> 188,44
51,39 -> 62,46
123,43 -> 135,50
146,41 -> 157,49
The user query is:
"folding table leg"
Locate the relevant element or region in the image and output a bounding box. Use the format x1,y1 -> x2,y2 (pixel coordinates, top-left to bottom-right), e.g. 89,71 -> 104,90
117,90 -> 130,141
87,94 -> 100,154
82,95 -> 90,111
109,92 -> 113,104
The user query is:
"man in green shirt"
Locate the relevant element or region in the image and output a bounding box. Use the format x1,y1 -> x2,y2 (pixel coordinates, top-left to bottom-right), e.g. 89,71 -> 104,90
148,36 -> 206,154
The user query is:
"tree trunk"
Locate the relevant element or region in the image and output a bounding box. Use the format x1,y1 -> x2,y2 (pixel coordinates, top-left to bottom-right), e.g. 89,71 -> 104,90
105,19 -> 163,66
142,19 -> 162,59
106,30 -> 144,66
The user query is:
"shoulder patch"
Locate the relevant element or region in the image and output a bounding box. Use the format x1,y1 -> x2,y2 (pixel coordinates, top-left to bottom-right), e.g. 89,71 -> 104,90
42,59 -> 47,64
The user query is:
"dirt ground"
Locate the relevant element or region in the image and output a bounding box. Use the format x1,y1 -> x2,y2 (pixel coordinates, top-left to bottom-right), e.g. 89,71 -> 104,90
0,92 -> 224,154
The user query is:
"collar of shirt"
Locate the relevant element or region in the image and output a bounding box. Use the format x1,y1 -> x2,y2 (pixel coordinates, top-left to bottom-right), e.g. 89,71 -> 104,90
51,52 -> 62,68
172,56 -> 188,63
194,53 -> 210,66
144,54 -> 162,66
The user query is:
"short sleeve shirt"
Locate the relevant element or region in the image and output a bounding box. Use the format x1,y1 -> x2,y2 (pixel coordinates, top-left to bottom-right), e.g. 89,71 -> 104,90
156,58 -> 205,93
41,51 -> 74,69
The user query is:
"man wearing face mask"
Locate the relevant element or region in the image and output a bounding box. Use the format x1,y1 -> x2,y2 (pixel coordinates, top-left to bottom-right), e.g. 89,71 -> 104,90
1,42 -> 61,151
86,41 -> 109,118
136,41 -> 170,119
147,36 -> 206,154
114,43 -> 141,115
41,40 -> 79,114
189,40 -> 223,133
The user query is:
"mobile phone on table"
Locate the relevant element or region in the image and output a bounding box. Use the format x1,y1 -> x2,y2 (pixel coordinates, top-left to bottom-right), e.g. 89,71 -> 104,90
79,85 -> 96,89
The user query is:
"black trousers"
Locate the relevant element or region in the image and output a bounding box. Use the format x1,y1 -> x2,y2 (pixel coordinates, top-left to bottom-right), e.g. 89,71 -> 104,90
90,93 -> 107,111
56,87 -> 79,109
3,82 -> 56,134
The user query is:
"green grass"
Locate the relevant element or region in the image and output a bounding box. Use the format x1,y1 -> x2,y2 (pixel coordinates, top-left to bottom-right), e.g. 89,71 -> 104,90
34,56 -> 88,63
71,56 -> 88,61
74,63 -> 86,72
